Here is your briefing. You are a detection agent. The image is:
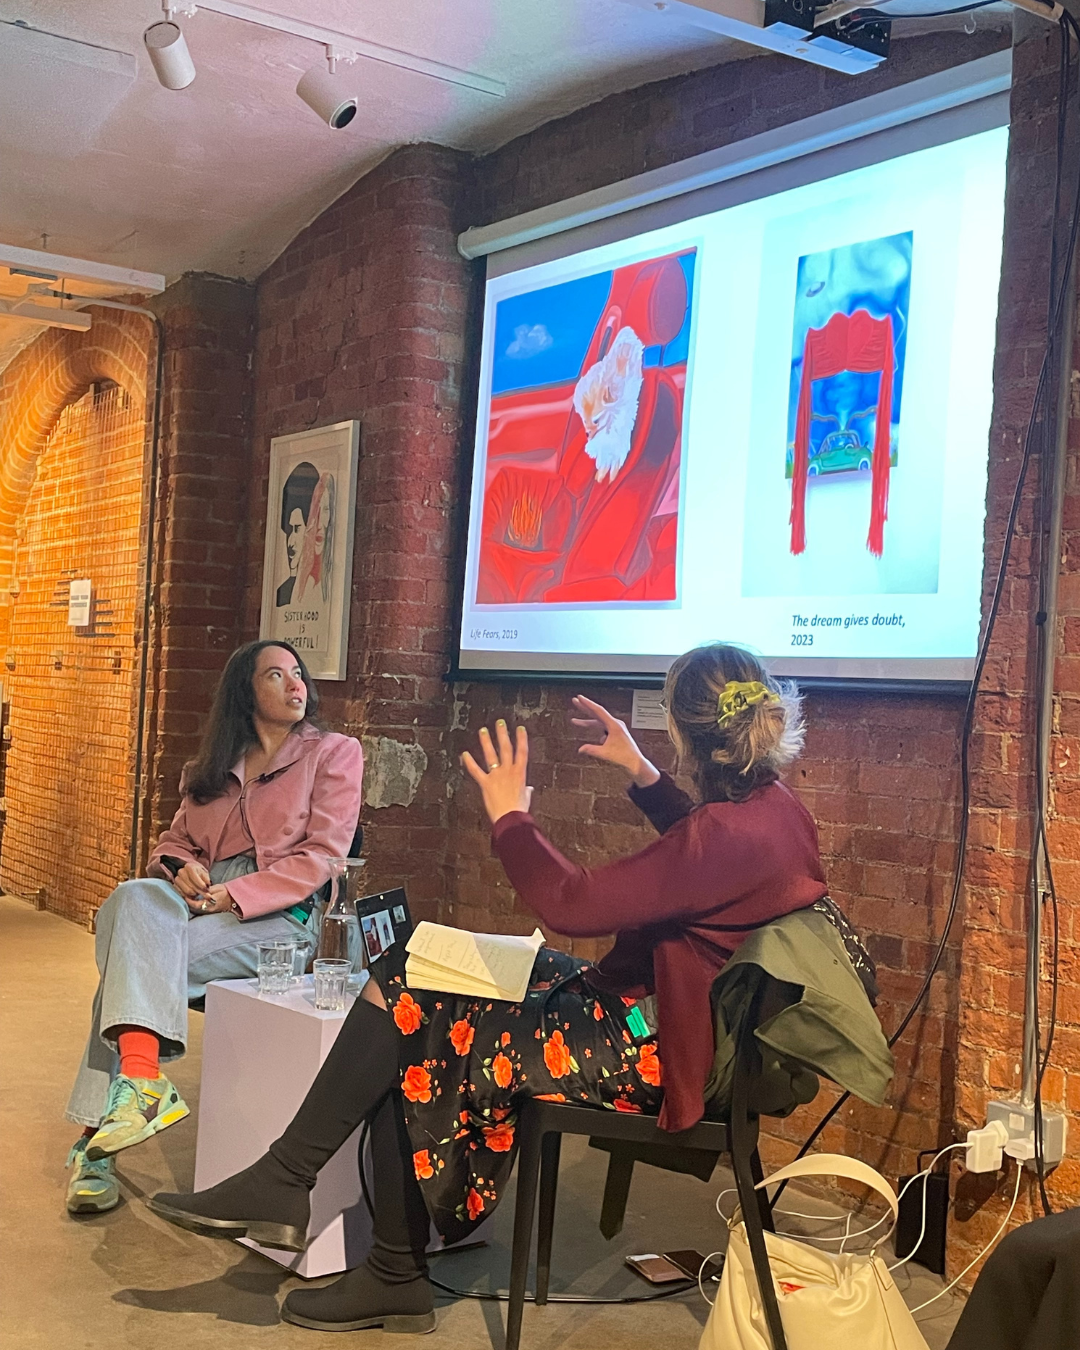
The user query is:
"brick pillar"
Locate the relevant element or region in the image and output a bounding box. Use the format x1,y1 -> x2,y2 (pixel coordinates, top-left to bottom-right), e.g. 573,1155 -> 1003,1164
140,273 -> 256,858
248,145 -> 476,921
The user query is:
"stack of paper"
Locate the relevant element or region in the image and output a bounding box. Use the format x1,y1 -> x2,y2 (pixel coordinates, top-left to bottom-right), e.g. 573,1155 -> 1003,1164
405,922 -> 545,1003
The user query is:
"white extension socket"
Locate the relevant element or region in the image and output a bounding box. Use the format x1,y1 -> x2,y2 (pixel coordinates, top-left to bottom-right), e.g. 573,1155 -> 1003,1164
986,1100 -> 1068,1170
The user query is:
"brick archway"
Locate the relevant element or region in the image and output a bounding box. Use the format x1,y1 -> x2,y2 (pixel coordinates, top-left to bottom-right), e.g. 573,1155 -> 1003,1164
0,310 -> 154,917
0,308 -> 152,597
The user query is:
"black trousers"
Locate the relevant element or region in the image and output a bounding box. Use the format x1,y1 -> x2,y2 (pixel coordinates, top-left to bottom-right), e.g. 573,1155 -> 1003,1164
270,994 -> 431,1283
946,1208 -> 1080,1350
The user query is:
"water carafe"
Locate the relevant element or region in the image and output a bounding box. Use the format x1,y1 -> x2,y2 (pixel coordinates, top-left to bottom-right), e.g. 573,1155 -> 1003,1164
315,856 -> 366,971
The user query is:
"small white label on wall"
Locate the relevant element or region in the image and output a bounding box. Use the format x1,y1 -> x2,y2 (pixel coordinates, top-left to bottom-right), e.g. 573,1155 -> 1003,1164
631,689 -> 668,731
68,579 -> 92,627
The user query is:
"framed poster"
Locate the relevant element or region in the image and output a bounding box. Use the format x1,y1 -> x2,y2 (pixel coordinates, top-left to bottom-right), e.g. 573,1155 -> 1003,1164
259,420 -> 359,681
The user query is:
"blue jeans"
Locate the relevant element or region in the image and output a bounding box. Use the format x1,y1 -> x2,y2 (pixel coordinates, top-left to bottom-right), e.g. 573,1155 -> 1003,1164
65,870 -> 317,1127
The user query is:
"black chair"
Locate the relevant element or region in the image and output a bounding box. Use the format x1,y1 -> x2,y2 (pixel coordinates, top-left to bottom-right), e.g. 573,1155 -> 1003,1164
506,985 -> 790,1350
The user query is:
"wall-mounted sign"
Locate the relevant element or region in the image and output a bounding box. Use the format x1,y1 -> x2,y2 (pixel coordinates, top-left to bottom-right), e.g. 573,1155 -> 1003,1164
258,421 -> 359,681
631,689 -> 668,731
68,579 -> 92,627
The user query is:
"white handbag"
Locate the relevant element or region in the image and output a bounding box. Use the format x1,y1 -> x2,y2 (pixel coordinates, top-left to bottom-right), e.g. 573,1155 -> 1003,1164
700,1154 -> 930,1350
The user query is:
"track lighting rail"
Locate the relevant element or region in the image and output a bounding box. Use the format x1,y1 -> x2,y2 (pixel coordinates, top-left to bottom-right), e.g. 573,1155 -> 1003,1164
161,0 -> 506,97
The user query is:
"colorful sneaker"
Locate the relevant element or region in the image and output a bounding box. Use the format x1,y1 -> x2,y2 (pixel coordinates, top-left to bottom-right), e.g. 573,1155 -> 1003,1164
66,1138 -> 120,1214
84,1075 -> 189,1160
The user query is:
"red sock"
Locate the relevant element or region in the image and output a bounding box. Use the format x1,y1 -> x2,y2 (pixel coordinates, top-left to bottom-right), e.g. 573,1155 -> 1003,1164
117,1027 -> 162,1081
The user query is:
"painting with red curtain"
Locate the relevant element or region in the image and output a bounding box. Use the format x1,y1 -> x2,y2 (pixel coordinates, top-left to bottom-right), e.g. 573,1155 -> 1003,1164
475,248 -> 696,605
785,232 -> 912,558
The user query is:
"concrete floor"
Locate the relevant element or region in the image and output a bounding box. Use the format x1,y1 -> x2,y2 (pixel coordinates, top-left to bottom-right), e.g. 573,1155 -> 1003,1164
1,895 -> 966,1349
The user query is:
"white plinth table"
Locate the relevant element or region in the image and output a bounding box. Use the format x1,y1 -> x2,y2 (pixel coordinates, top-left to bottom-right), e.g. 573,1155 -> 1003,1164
195,973 -> 492,1278
195,974 -> 372,1278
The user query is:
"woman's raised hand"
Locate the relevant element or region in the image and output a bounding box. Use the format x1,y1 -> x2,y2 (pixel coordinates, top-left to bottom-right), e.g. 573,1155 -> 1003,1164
572,696 -> 660,788
461,720 -> 534,826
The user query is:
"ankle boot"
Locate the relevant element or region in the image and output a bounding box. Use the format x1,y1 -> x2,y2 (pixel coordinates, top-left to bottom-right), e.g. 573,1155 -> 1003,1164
281,1263 -> 436,1334
149,1151 -> 311,1251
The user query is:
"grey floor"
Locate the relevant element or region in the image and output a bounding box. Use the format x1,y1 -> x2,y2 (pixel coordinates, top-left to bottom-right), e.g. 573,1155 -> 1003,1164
1,895 -> 965,1349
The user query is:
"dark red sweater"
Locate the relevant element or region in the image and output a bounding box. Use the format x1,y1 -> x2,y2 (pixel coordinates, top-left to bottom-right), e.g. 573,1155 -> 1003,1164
490,772 -> 828,1133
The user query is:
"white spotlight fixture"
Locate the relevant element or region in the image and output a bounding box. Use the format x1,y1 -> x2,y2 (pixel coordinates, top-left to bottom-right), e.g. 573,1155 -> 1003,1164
296,56 -> 357,129
143,20 -> 195,90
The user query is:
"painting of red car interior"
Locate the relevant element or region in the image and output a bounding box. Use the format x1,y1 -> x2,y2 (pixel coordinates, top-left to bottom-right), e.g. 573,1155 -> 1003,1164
476,248 -> 696,605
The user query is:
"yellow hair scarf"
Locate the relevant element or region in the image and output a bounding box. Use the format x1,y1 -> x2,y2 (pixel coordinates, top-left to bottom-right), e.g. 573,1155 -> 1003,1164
717,680 -> 779,726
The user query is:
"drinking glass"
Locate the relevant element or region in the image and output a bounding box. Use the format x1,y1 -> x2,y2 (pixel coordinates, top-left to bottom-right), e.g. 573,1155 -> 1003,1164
258,939 -> 297,996
313,957 -> 350,1012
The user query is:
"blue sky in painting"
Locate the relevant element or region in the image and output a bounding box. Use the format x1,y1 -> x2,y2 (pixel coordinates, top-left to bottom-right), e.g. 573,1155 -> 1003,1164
490,253 -> 696,397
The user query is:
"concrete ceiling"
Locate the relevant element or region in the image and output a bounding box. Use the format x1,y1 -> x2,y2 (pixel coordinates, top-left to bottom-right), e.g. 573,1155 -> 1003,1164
0,0 -> 752,286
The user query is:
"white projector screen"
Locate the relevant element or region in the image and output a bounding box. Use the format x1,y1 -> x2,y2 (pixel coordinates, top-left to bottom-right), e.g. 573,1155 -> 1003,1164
456,78 -> 1009,686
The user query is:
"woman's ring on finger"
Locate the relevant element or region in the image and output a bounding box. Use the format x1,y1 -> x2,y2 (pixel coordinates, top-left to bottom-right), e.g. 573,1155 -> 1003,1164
487,760 -> 499,770
201,897 -> 214,912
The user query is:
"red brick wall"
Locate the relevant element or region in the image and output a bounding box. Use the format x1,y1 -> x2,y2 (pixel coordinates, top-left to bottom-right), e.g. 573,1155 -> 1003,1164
0,384 -> 146,923
946,19 -> 1080,1267
0,278 -> 257,898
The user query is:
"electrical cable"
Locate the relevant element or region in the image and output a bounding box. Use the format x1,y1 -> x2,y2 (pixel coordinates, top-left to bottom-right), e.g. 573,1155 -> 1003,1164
353,1116 -> 699,1307
909,1163 -> 1023,1314
839,0 -> 999,32
775,8 -> 1080,1212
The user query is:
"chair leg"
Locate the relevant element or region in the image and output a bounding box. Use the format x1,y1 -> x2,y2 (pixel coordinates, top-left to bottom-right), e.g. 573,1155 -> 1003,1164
731,1012 -> 788,1350
749,1144 -> 775,1234
534,1132 -> 561,1306
506,1112 -> 543,1350
598,1153 -> 636,1240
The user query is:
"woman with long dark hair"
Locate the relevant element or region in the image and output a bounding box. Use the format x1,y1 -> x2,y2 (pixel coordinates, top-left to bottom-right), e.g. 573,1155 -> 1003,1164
64,640 -> 362,1218
148,643 -> 866,1336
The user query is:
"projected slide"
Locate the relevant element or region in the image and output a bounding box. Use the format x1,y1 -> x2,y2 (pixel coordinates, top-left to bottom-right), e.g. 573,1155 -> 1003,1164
459,124 -> 1008,682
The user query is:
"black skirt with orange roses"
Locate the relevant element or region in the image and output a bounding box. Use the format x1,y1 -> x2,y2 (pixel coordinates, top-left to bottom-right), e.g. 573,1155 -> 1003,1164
381,948 -> 663,1244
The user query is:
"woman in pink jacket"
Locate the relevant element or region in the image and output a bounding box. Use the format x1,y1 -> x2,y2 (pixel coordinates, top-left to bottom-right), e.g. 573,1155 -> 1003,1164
63,640 -> 362,1219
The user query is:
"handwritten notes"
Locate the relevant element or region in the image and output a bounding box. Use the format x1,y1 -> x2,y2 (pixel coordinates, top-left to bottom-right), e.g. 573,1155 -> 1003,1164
405,923 -> 544,1002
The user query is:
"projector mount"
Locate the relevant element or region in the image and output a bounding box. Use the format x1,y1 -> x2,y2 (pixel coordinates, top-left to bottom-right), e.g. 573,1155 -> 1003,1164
623,0 -> 1065,74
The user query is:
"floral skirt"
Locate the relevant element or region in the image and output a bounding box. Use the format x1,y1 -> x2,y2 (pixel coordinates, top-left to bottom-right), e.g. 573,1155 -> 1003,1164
382,948 -> 663,1244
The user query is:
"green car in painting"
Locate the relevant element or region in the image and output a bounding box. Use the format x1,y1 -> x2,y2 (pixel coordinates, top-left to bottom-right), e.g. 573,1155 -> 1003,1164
785,425 -> 899,478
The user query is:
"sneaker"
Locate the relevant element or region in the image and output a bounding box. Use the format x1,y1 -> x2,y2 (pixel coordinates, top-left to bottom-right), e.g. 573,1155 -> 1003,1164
66,1138 -> 120,1214
85,1075 -> 189,1160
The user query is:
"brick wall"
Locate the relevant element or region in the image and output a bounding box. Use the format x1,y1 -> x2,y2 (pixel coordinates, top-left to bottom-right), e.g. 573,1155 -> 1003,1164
0,277 -> 257,901
0,384 -> 146,923
0,312 -> 154,918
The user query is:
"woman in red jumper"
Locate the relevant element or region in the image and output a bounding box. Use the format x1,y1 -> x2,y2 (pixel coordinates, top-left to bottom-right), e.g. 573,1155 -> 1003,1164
150,642 -> 834,1335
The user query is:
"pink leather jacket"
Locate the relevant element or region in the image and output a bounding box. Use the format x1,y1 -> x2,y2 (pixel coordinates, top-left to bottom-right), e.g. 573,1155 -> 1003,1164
147,723 -> 363,919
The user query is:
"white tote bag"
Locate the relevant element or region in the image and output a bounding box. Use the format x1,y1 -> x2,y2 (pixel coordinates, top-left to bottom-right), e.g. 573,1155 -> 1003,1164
700,1154 -> 930,1350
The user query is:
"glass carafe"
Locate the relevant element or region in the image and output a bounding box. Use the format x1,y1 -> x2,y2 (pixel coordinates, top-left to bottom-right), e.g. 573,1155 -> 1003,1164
315,856 -> 367,972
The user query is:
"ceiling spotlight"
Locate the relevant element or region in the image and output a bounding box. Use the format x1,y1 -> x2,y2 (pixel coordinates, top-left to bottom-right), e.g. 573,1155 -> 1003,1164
143,21 -> 195,90
296,62 -> 357,129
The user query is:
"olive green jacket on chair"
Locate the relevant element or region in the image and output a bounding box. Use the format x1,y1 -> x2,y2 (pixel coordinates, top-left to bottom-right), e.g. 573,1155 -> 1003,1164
704,906 -> 894,1119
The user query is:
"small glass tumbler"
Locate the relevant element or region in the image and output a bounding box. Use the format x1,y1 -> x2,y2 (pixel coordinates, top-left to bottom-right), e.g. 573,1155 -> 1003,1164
258,940 -> 297,996
313,958 -> 350,1012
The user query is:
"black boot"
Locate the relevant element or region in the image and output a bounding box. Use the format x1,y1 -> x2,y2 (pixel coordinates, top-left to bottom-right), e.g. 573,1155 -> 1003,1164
149,999 -> 400,1252
149,1152 -> 311,1251
282,1088 -> 436,1332
282,1265 -> 436,1334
